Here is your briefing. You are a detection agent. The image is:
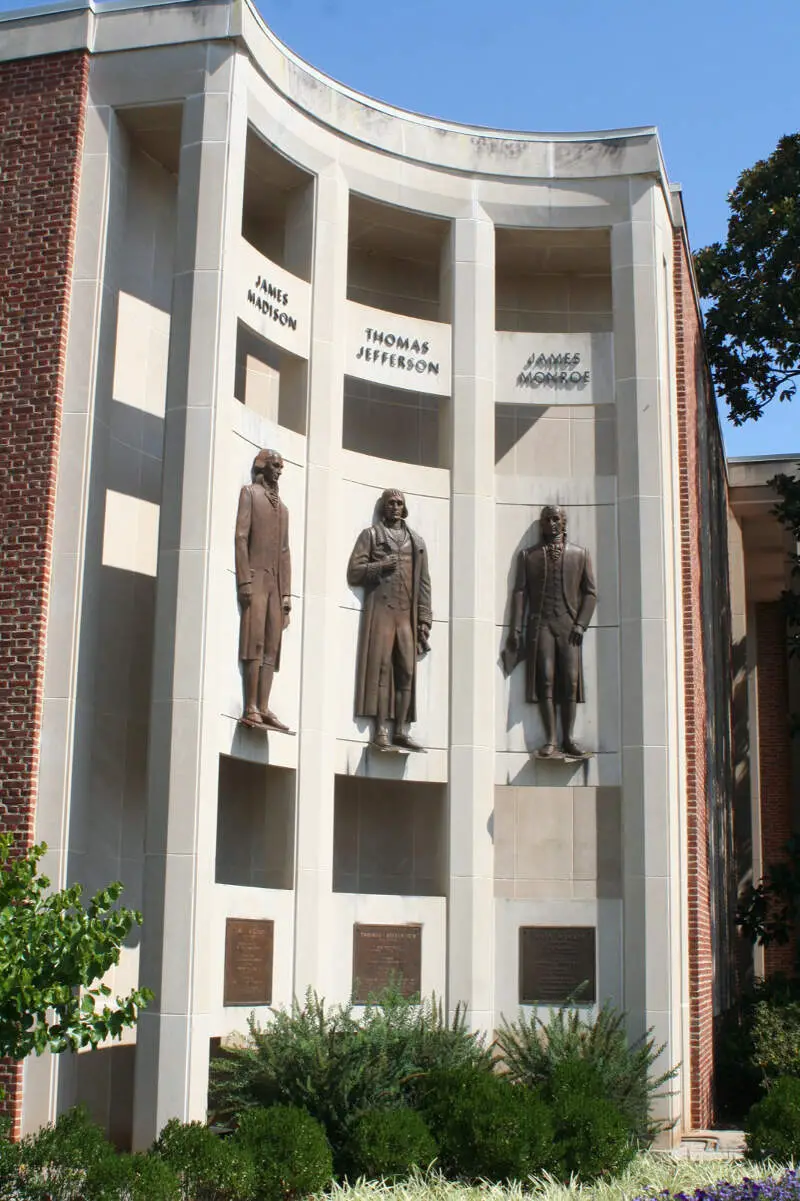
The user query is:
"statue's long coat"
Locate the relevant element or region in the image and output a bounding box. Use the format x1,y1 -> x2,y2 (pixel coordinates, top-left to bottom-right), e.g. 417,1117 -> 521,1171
510,540 -> 597,703
347,522 -> 432,721
235,483 -> 291,667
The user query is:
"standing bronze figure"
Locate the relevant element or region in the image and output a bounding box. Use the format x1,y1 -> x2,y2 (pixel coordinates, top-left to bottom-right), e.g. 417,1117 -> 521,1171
235,449 -> 292,731
347,489 -> 432,752
505,505 -> 597,759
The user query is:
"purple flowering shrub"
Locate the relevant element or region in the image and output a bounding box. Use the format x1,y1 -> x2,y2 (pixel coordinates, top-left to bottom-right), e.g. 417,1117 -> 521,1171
634,1174 -> 800,1201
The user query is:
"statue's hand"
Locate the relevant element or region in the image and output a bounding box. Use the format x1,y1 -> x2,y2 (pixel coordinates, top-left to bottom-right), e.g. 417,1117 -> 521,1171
506,630 -> 520,652
238,582 -> 253,609
380,553 -> 398,575
569,624 -> 584,647
417,621 -> 431,655
282,597 -> 292,630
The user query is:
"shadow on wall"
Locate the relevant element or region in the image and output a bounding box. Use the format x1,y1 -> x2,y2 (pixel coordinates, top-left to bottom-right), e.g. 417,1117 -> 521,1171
731,634 -> 755,988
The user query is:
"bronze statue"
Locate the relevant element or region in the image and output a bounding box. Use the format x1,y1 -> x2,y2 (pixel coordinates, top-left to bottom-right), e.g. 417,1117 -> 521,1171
504,505 -> 597,759
347,489 -> 432,752
235,449 -> 291,731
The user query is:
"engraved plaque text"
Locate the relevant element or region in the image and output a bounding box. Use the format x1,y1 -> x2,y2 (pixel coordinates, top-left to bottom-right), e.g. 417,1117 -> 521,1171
519,926 -> 596,1004
352,923 -> 421,1003
224,918 -> 274,1006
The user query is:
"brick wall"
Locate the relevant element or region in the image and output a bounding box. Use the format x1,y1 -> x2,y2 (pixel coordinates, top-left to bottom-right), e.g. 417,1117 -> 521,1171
0,49 -> 89,1135
674,230 -> 718,1130
755,601 -> 795,978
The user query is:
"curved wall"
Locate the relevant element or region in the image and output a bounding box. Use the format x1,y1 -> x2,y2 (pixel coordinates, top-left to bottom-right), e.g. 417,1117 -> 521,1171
5,0 -> 690,1147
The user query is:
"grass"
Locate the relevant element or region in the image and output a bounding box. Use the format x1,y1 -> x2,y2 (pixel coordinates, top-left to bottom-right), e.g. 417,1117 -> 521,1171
323,1153 -> 790,1201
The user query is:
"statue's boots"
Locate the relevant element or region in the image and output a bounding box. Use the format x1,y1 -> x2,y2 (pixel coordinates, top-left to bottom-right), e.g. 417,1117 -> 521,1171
562,739 -> 588,758
372,724 -> 392,750
393,723 -> 424,752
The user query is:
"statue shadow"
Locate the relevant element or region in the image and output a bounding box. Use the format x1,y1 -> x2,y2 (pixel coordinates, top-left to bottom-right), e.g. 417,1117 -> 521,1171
499,517 -> 544,753
354,744 -> 410,779
344,496 -> 388,607
228,718 -> 286,764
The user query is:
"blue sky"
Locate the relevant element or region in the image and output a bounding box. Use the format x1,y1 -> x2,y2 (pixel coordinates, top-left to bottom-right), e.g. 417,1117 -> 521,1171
3,0 -> 797,453
259,0 -> 799,457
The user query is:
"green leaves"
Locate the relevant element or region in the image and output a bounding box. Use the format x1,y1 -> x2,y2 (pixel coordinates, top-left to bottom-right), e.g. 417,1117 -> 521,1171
209,987 -> 490,1172
0,836 -> 152,1062
495,1000 -> 677,1146
694,132 -> 800,425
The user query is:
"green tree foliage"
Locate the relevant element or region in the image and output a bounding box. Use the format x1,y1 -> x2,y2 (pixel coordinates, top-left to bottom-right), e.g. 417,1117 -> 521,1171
737,837 -> 800,961
694,133 -> 800,425
0,836 -> 152,1062
495,1000 -> 676,1145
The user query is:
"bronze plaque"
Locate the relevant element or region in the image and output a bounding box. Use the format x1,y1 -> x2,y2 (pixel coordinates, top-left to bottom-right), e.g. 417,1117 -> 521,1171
352,924 -> 422,1003
519,926 -> 596,1004
224,918 -> 274,1006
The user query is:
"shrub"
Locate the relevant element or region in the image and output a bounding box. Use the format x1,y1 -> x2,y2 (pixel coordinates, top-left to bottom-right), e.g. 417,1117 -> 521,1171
496,1000 -> 675,1144
84,1151 -> 180,1201
14,1105 -> 115,1200
415,1066 -> 554,1182
543,1063 -> 632,1180
210,987 -> 489,1167
714,994 -> 767,1124
715,976 -> 800,1124
152,1118 -> 257,1200
751,995 -> 800,1081
233,1105 -> 333,1201
745,1075 -> 800,1161
0,1118 -> 21,1197
343,1108 -> 438,1181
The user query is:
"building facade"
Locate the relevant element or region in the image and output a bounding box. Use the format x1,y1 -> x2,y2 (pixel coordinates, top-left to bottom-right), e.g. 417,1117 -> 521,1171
1,0 -> 789,1149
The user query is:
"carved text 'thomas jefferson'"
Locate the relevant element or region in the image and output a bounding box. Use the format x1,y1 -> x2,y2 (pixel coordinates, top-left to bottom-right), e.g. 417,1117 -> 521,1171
355,327 -> 440,376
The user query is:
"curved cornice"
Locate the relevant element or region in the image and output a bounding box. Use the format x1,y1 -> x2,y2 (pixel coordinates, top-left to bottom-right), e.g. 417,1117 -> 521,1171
0,0 -> 671,186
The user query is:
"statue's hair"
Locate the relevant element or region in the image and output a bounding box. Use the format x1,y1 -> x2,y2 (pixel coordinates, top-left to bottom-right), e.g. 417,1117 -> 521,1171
540,503 -> 567,529
380,488 -> 408,520
252,448 -> 282,477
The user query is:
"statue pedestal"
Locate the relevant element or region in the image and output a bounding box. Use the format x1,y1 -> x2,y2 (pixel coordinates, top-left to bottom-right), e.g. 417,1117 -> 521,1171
232,714 -> 296,736
532,748 -> 593,764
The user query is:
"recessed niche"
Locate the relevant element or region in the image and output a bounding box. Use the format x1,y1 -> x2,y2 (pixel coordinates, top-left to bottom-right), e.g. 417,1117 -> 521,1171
342,376 -> 448,468
216,756 -> 295,890
495,401 -> 617,475
348,195 -> 451,321
495,228 -> 612,334
333,776 -> 446,896
234,321 -> 307,434
71,1044 -> 136,1150
117,103 -> 182,176
242,127 -> 314,281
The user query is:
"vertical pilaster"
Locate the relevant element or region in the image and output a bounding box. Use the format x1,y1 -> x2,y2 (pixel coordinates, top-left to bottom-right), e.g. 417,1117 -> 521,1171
132,45 -> 242,1148
446,206 -> 496,1027
612,185 -> 684,1137
292,167 -> 349,996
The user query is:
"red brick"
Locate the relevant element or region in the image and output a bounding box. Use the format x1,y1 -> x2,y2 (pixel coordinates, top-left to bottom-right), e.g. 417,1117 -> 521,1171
0,49 -> 89,1137
674,231 -> 715,1129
